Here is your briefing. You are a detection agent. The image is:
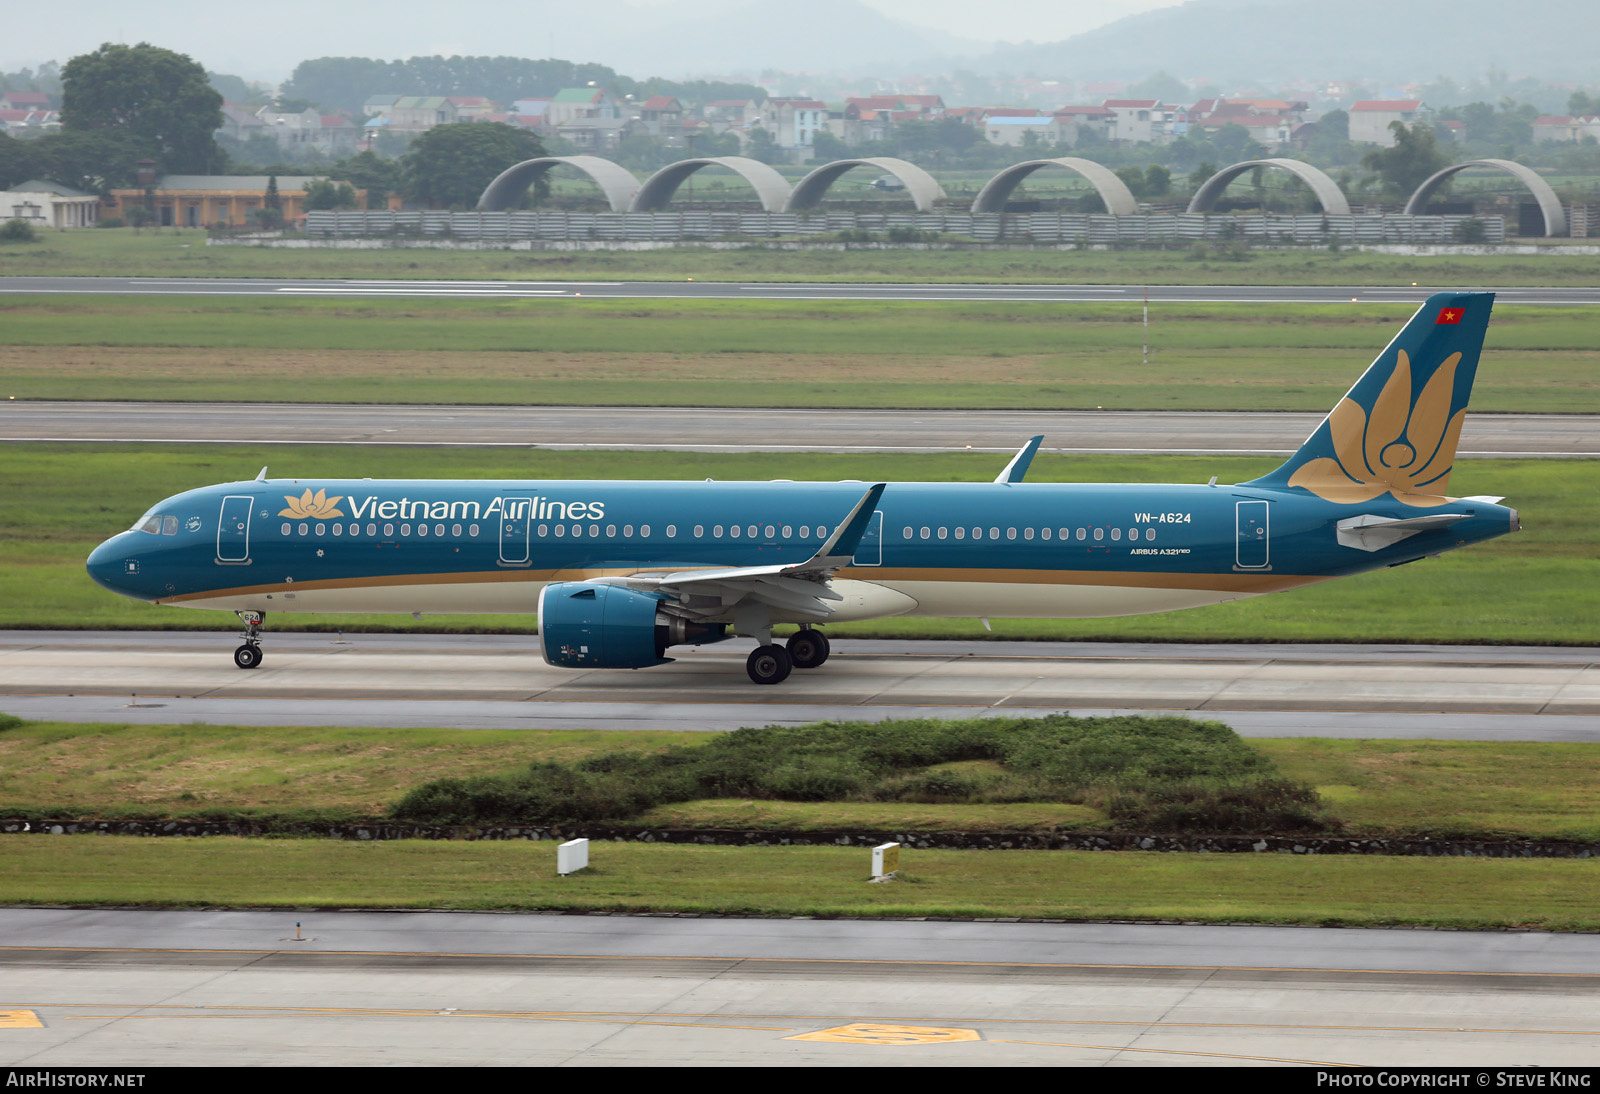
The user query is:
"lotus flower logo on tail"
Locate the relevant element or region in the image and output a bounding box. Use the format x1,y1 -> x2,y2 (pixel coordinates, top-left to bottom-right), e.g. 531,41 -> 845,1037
1287,350 -> 1465,508
279,488 -> 344,519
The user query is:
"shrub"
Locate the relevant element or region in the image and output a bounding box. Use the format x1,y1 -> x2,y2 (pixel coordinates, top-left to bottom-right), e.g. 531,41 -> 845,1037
0,218 -> 40,242
391,714 -> 1334,833
95,216 -> 125,228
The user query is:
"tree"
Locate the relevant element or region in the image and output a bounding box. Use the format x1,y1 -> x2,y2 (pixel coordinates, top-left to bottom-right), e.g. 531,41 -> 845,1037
0,132 -> 37,189
21,128 -> 150,195
742,127 -> 781,166
1188,161 -> 1218,193
257,174 -> 283,229
1143,165 -> 1171,198
1362,121 -> 1451,198
61,43 -> 224,174
303,178 -> 358,210
328,150 -> 403,208
403,123 -> 547,209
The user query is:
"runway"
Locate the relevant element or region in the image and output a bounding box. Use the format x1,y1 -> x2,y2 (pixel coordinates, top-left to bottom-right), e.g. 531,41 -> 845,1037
4,632 -> 1597,738
3,909 -> 1598,1066
9,401 -> 1598,457
4,275 -> 1600,305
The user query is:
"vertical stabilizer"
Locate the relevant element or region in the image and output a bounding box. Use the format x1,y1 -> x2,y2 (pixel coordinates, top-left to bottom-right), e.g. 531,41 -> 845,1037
1244,292 -> 1494,506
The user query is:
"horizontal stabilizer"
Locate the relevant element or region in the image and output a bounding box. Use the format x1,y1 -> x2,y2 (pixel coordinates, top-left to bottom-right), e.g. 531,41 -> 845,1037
1336,512 -> 1472,552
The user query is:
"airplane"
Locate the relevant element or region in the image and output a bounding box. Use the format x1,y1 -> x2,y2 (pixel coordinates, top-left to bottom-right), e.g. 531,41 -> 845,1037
87,291 -> 1519,685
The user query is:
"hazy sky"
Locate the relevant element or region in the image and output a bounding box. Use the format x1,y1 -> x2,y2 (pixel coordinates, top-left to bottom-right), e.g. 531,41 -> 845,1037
2,0 -> 1184,82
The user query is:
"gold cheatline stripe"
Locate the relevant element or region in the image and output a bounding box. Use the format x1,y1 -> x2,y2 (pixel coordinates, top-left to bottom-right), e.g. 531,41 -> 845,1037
162,565 -> 1323,604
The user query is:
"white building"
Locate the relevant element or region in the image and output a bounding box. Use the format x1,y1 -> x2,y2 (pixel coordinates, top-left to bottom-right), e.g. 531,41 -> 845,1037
1349,100 -> 1428,146
2,179 -> 98,227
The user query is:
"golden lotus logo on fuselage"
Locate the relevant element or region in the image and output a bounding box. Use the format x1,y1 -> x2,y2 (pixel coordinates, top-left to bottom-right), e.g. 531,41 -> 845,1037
1288,349 -> 1464,508
279,488 -> 345,519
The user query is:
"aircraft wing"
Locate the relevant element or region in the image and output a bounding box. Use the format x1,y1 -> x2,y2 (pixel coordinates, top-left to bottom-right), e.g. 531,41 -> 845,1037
607,483 -> 885,620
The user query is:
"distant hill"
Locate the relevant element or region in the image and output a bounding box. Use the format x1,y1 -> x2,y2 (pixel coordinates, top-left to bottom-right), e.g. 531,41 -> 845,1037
977,0 -> 1600,85
600,0 -> 984,78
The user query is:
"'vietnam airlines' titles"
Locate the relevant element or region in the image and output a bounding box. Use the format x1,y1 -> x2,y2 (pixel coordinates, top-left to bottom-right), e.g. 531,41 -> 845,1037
344,495 -> 607,522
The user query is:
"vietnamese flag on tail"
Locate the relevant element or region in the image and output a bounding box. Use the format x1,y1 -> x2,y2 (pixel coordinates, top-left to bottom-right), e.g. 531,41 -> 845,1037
1436,306 -> 1465,324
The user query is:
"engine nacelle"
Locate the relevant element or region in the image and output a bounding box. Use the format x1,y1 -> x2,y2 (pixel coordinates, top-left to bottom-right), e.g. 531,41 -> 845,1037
538,581 -> 727,669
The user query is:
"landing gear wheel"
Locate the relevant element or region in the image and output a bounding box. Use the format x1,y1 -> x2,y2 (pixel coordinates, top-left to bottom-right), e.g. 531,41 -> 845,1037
787,630 -> 830,669
233,643 -> 263,670
746,644 -> 792,685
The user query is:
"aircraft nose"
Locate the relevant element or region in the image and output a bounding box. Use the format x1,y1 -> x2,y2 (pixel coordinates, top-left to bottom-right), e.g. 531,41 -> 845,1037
87,533 -> 142,596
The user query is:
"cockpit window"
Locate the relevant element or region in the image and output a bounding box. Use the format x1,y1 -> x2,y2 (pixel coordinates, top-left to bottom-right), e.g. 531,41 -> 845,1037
136,515 -> 162,534
162,516 -> 179,535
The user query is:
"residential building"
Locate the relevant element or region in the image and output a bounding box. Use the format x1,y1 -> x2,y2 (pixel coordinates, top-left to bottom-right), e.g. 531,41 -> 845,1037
635,96 -> 685,142
549,87 -> 619,126
447,96 -> 499,120
1102,99 -> 1180,144
1,179 -> 97,227
760,98 -> 827,154
983,115 -> 1066,147
1532,115 -> 1600,143
386,97 -> 459,133
1052,105 -> 1116,144
0,91 -> 54,112
0,108 -> 57,134
1349,100 -> 1428,146
217,103 -> 267,143
704,100 -> 760,131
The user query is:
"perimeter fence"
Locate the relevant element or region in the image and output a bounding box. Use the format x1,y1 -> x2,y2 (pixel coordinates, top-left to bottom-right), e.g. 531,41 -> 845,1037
303,209 -> 1506,246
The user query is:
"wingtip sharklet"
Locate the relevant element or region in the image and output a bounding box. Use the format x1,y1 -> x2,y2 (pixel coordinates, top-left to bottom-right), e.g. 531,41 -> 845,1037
995,435 -> 1044,484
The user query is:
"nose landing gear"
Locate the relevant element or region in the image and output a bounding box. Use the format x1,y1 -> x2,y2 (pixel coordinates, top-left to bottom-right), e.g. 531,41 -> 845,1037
233,610 -> 265,669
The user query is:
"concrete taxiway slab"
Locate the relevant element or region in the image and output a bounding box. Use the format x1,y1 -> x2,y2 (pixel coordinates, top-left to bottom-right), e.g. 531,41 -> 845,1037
2,633 -> 1597,741
7,401 -> 1597,457
3,910 -> 1599,1067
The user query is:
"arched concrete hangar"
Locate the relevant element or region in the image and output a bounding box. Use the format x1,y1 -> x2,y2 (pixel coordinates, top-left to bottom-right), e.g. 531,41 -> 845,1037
477,155 -> 642,213
970,157 -> 1139,215
1404,158 -> 1567,237
1186,158 -> 1352,215
630,157 -> 792,213
784,157 -> 947,213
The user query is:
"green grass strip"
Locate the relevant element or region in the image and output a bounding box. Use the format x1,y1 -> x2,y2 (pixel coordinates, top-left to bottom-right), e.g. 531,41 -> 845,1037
5,227 -> 1600,286
3,834 -> 1595,930
2,296 -> 1595,412
5,721 -> 1600,843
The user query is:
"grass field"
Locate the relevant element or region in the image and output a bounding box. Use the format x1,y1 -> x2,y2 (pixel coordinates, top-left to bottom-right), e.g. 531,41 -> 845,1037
3,295 -> 1597,412
2,834 -> 1595,929
3,227 -> 1600,285
4,444 -> 1593,643
5,720 -> 1599,843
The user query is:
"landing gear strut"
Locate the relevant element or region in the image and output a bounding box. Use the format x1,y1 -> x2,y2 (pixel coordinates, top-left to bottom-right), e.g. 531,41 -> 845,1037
786,628 -> 830,669
233,610 -> 264,670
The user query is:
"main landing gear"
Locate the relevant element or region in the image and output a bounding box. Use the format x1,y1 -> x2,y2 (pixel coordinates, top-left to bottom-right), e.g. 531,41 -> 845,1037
233,610 -> 265,670
744,628 -> 831,685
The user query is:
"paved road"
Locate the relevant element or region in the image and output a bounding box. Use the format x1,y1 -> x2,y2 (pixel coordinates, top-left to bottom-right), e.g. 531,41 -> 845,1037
9,401 -> 1598,457
3,275 -> 1600,305
4,632 -> 1597,737
3,910 -> 1598,1066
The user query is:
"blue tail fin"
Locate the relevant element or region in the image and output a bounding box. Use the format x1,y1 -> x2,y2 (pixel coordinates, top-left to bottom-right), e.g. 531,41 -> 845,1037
1244,292 -> 1494,507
